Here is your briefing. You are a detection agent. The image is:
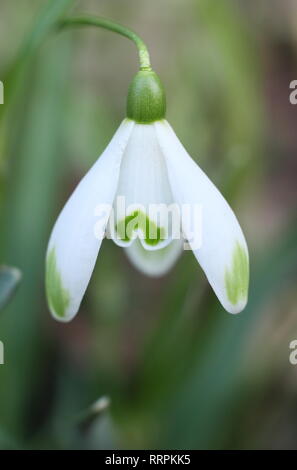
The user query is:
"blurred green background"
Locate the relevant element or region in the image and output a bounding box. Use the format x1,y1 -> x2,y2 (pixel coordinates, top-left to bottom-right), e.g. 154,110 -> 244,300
0,0 -> 297,450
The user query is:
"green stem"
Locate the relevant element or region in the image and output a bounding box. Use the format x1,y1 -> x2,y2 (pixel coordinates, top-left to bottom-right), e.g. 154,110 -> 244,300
59,16 -> 151,71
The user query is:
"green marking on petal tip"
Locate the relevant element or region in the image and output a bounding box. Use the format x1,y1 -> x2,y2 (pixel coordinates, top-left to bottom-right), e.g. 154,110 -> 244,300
225,242 -> 249,305
116,210 -> 166,246
46,247 -> 70,318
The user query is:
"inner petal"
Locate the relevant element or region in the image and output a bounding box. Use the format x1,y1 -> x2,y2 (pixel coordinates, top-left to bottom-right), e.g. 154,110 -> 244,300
108,124 -> 178,250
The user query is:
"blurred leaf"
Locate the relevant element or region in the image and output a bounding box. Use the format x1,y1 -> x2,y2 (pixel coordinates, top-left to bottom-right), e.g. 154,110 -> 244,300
1,0 -> 76,218
75,396 -> 111,430
0,31 -> 72,438
74,397 -> 116,450
0,426 -> 18,449
159,219 -> 297,449
0,265 -> 21,311
0,0 -> 76,121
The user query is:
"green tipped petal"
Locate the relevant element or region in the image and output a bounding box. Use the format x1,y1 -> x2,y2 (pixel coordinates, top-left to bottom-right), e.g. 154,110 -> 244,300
46,248 -> 70,319
45,120 -> 134,322
225,242 -> 249,306
116,210 -> 166,247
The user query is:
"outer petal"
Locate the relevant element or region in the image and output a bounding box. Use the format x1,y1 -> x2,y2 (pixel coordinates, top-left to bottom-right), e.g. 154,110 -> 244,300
124,238 -> 183,277
46,119 -> 134,321
155,120 -> 249,314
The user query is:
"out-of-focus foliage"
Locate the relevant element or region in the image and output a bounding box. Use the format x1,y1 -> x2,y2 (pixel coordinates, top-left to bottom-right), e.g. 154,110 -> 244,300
0,0 -> 297,450
0,266 -> 21,311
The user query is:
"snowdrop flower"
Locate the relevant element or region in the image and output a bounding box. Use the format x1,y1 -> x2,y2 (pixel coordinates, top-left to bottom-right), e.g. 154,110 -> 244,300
46,17 -> 249,322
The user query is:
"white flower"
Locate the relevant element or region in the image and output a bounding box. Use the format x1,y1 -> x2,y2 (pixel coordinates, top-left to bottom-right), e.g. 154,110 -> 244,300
46,71 -> 249,322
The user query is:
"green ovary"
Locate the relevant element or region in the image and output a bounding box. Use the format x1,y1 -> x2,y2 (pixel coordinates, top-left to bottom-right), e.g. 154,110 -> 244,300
225,242 -> 249,305
116,210 -> 166,246
46,247 -> 70,318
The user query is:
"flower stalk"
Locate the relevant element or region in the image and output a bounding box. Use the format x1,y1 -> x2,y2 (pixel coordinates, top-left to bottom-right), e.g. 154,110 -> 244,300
58,15 -> 166,123
58,16 -> 151,71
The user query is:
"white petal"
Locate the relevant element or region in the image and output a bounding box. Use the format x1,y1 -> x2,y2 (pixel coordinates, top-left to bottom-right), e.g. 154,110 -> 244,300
109,123 -> 175,250
124,239 -> 183,277
155,120 -> 249,314
46,119 -> 134,321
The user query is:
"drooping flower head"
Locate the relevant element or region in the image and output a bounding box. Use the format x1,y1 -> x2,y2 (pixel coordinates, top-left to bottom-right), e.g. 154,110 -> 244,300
46,16 -> 249,321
